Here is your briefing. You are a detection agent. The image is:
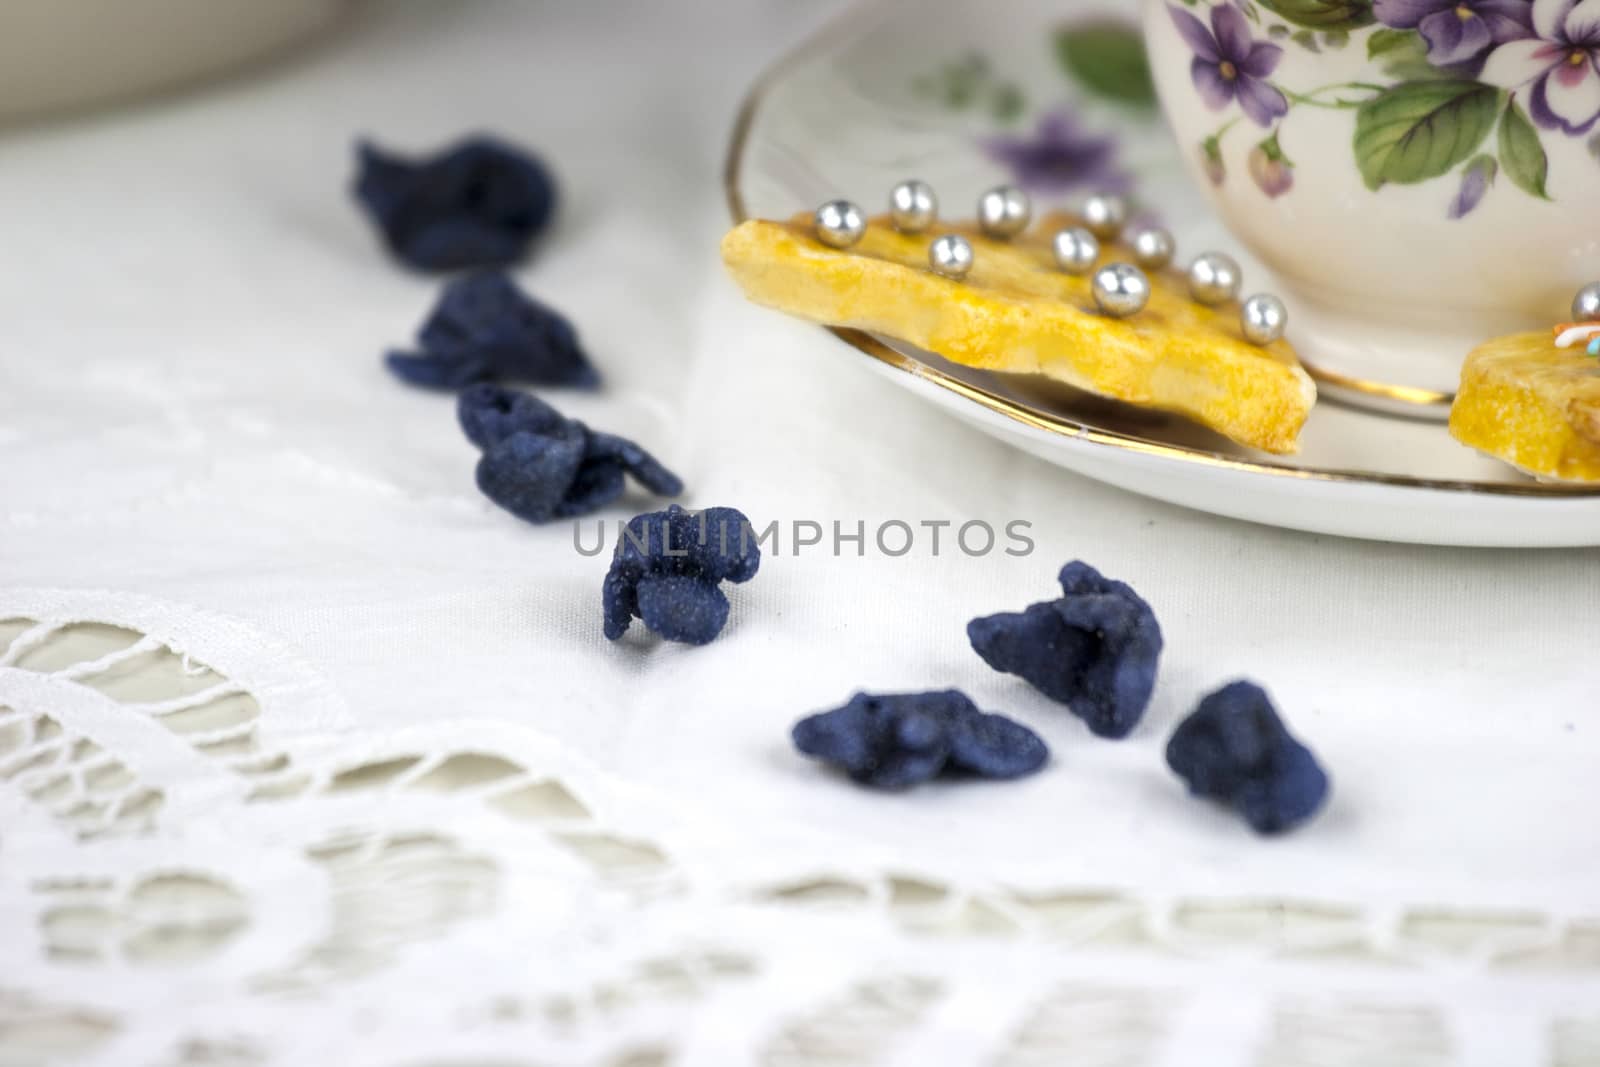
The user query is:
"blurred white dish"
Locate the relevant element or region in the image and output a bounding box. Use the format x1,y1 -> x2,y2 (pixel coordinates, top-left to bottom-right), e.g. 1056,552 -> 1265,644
0,0 -> 344,124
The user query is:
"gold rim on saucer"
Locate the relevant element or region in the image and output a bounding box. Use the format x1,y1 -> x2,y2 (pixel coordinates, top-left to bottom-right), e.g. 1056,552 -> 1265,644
1296,357 -> 1456,418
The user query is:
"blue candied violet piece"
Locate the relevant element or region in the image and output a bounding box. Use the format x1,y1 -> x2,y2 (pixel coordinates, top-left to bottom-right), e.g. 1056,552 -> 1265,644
1051,562 -> 1164,737
602,504 -> 760,644
791,690 -> 1048,789
792,692 -> 952,789
1165,680 -> 1329,835
457,382 -> 569,449
967,561 -> 1163,739
475,429 -> 587,523
966,603 -> 1093,702
586,431 -> 683,497
662,504 -> 762,584
946,707 -> 1051,780
385,271 -> 599,391
385,349 -> 493,389
353,136 -> 556,272
554,457 -> 626,519
457,385 -> 680,524
636,574 -> 730,646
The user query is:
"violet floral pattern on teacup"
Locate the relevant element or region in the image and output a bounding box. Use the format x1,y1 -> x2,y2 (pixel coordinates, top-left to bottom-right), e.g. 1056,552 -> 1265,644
1169,3 -> 1291,125
1479,0 -> 1600,133
1166,0 -> 1599,217
907,33 -> 1151,203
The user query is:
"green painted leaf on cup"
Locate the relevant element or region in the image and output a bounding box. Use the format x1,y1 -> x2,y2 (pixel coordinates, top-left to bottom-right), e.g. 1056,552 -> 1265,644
1465,153 -> 1498,182
1256,0 -> 1374,29
1353,81 -> 1501,190
1498,97 -> 1550,199
1054,21 -> 1155,107
1366,27 -> 1414,58
1365,28 -> 1447,79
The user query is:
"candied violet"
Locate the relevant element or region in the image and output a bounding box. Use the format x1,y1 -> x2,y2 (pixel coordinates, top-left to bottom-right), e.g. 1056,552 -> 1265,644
603,504 -> 760,645
386,271 -> 599,390
1166,681 -> 1329,835
353,136 -> 556,272
967,561 -> 1163,739
458,384 -> 680,524
792,690 -> 1048,789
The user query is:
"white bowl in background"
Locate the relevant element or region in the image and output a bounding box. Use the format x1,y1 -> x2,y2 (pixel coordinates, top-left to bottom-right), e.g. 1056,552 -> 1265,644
0,0 -> 345,125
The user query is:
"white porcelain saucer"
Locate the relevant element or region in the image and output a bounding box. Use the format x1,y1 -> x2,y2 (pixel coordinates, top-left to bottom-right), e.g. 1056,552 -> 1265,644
724,0 -> 1600,547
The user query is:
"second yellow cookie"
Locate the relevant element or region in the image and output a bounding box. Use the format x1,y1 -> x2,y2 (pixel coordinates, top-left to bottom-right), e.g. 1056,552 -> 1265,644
1449,330 -> 1600,483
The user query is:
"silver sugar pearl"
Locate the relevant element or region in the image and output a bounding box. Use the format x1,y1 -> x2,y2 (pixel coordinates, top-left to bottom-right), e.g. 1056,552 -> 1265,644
1574,282 -> 1600,323
1091,262 -> 1150,318
977,185 -> 1031,239
1240,293 -> 1288,345
1187,252 -> 1242,306
889,179 -> 938,233
814,199 -> 866,249
1081,193 -> 1128,239
1129,226 -> 1175,270
1051,227 -> 1100,275
929,233 -> 975,279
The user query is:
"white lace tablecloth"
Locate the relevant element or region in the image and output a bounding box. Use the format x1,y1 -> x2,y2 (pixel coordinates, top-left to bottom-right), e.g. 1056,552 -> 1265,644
3,3 -> 1600,1065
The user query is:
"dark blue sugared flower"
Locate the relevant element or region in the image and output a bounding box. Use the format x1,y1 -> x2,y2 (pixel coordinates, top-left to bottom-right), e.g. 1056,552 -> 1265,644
967,561 -> 1163,739
458,384 -> 680,524
603,504 -> 760,645
354,136 -> 556,272
792,690 -> 1048,789
1165,680 -> 1329,835
386,272 -> 599,390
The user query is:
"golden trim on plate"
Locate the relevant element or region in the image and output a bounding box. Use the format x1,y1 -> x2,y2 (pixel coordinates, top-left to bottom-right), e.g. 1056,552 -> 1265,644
1296,358 -> 1455,410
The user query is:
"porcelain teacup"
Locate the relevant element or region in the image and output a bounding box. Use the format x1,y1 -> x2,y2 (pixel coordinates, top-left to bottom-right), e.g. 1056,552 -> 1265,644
1140,0 -> 1600,407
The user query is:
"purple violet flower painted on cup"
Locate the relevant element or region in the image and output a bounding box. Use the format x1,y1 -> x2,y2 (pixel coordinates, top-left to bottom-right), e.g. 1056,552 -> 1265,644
1374,0 -> 1534,67
982,111 -> 1133,195
1167,3 -> 1289,126
1447,156 -> 1498,218
1482,0 -> 1600,135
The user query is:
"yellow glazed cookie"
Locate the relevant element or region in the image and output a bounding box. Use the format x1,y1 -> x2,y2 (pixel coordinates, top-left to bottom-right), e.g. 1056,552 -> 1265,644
1449,330 -> 1600,484
721,213 -> 1316,454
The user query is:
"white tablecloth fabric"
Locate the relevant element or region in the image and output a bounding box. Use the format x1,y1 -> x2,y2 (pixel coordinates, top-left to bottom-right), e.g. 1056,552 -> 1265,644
3,3 -> 1599,1065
